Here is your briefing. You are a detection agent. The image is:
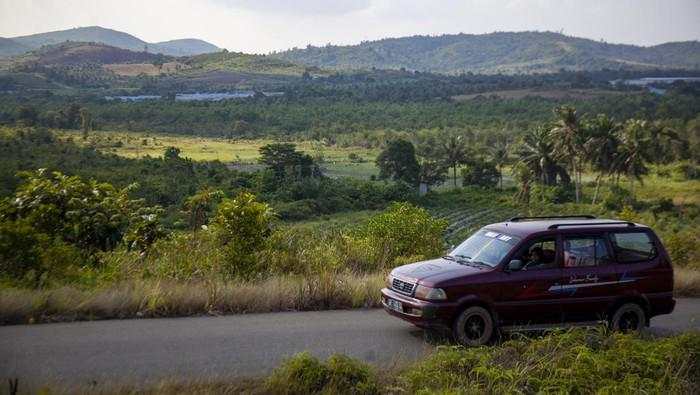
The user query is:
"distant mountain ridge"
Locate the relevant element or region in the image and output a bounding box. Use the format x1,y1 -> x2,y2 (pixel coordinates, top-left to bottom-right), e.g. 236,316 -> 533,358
0,26 -> 220,57
275,31 -> 700,74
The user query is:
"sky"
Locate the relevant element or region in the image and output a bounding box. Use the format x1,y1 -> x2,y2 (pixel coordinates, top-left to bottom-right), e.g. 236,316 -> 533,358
1,0 -> 699,53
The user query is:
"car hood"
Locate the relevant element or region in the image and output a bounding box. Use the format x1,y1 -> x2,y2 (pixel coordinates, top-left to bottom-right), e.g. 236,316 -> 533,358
391,257 -> 489,285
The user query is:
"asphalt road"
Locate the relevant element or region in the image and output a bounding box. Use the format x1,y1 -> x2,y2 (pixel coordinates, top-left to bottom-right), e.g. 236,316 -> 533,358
1,299 -> 698,389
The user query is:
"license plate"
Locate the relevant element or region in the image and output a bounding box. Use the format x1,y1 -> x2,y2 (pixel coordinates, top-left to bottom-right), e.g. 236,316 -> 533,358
386,298 -> 402,313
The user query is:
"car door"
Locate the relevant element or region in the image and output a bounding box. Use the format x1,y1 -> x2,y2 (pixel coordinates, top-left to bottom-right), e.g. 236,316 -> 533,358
559,232 -> 618,322
495,236 -> 564,325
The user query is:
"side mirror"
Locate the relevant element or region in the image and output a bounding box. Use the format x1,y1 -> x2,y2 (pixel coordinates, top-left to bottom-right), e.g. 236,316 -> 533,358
506,259 -> 524,272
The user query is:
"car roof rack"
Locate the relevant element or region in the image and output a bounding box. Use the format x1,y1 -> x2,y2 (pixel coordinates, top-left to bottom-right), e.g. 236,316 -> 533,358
548,221 -> 636,229
508,215 -> 596,222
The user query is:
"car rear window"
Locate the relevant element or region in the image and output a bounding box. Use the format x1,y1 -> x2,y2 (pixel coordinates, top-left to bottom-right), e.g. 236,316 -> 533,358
610,232 -> 657,263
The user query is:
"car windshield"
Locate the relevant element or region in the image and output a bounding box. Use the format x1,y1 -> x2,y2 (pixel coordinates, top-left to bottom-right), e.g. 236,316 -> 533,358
449,229 -> 521,267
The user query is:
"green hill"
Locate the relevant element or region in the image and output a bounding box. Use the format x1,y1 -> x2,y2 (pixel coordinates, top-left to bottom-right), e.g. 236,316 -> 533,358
275,31 -> 700,74
2,26 -> 220,57
0,38 -> 31,58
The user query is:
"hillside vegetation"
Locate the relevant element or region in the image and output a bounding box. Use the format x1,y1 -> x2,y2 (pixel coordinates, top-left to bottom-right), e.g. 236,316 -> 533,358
0,26 -> 219,57
276,31 -> 700,74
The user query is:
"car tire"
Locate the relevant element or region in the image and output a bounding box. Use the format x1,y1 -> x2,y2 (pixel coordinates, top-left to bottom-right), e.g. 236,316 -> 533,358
609,303 -> 646,333
453,306 -> 494,346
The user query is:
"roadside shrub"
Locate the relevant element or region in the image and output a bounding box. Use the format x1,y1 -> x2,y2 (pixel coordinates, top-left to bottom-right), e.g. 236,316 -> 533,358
266,352 -> 378,395
266,352 -> 330,394
399,330 -> 700,394
261,228 -> 342,275
212,192 -> 274,279
351,202 -> 447,269
0,219 -> 46,282
664,229 -> 700,269
0,219 -> 83,286
2,169 -> 166,255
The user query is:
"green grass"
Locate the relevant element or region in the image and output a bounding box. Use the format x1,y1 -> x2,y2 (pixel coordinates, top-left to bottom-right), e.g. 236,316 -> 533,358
56,129 -> 382,178
34,330 -> 700,394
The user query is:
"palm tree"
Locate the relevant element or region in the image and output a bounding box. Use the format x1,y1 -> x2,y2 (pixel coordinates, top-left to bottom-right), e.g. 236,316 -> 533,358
583,114 -> 620,204
515,127 -> 560,186
488,137 -> 509,189
613,120 -> 653,198
550,106 -> 587,203
439,132 -> 469,188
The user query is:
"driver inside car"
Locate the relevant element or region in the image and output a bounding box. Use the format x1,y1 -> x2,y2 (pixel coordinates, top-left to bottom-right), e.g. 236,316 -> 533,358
524,246 -> 546,269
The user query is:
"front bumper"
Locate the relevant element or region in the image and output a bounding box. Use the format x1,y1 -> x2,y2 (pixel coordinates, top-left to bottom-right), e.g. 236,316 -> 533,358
380,287 -> 457,328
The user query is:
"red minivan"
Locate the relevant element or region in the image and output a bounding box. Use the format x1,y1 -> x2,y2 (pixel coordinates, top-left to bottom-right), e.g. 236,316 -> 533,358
381,216 -> 675,346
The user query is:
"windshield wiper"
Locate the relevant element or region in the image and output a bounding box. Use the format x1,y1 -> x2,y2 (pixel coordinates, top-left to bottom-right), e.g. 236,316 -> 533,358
441,255 -> 456,261
467,260 -> 491,268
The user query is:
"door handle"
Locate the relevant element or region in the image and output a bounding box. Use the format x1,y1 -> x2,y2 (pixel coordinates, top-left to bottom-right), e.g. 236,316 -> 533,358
570,277 -> 587,283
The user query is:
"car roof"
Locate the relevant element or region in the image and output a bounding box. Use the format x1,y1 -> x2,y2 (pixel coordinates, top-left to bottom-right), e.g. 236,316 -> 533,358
483,217 -> 649,238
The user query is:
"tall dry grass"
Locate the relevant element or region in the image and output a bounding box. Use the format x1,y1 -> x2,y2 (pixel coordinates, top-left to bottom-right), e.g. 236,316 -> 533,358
0,273 -> 384,325
675,267 -> 700,297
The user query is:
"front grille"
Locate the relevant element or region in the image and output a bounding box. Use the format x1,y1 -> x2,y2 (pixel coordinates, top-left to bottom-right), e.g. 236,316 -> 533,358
392,277 -> 416,295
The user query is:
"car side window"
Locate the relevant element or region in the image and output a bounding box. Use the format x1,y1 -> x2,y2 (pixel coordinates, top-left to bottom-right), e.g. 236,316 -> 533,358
563,235 -> 611,267
610,232 -> 657,263
515,237 -> 558,270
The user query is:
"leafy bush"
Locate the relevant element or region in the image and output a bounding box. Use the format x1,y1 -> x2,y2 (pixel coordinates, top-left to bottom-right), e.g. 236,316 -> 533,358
530,183 -> 576,204
2,169 -> 166,254
461,159 -> 499,188
352,202 -> 447,269
665,229 -> 700,269
213,192 -> 274,278
602,184 -> 637,211
671,161 -> 700,180
399,330 -> 700,394
0,219 -> 82,286
266,352 -> 378,395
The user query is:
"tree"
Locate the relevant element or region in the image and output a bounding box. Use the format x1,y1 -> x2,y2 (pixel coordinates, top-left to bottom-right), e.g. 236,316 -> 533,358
438,133 -> 469,188
163,146 -> 182,160
79,107 -> 91,139
415,134 -> 448,189
583,114 -> 620,204
461,158 -> 499,188
182,187 -> 224,232
213,192 -> 274,278
515,127 -> 569,186
550,106 -> 587,203
613,120 -> 654,198
17,105 -> 38,126
258,143 -> 319,180
376,139 -> 420,186
488,137 -> 509,189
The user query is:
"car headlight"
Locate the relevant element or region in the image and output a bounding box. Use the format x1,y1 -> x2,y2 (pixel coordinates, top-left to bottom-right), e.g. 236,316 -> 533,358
385,273 -> 393,288
414,285 -> 447,301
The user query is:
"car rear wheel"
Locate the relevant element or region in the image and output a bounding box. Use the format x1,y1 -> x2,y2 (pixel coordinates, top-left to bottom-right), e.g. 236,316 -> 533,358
610,303 -> 646,333
453,306 -> 494,346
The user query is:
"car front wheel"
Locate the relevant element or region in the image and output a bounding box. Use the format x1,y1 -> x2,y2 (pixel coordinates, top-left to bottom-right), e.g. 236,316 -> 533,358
453,306 -> 494,346
610,303 -> 646,333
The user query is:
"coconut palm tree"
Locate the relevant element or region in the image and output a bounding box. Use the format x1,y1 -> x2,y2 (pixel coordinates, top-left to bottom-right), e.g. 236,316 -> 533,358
613,120 -> 654,198
550,106 -> 587,203
439,132 -> 469,188
515,127 -> 561,186
583,114 -> 621,204
488,137 -> 510,189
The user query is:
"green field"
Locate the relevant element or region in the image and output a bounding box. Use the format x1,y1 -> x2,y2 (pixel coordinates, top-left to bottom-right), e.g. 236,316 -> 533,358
58,129 -> 381,179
